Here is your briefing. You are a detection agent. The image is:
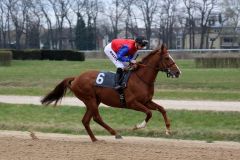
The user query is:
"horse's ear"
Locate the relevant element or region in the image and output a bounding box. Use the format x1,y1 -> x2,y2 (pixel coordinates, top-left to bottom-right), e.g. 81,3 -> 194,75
160,44 -> 168,55
161,43 -> 167,50
161,44 -> 165,51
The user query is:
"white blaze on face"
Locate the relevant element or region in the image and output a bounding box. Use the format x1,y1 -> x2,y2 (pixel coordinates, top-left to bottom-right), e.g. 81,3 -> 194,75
169,54 -> 181,76
168,55 -> 175,64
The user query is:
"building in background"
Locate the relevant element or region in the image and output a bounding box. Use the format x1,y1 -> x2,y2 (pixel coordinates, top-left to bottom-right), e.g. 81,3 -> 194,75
184,13 -> 240,49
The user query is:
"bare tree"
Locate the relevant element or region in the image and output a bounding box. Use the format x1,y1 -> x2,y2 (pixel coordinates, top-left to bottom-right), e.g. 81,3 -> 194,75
135,0 -> 159,48
49,0 -> 71,49
122,0 -> 138,38
5,0 -> 27,49
222,0 -> 240,47
23,0 -> 41,48
106,0 -> 128,39
194,0 -> 218,49
64,0 -> 77,49
39,1 -> 55,49
1,0 -> 14,48
0,2 -> 9,48
65,14 -> 74,49
0,2 -> 3,47
222,0 -> 240,27
159,0 -> 178,48
71,0 -> 86,15
183,0 -> 196,49
176,14 -> 188,49
85,0 -> 103,49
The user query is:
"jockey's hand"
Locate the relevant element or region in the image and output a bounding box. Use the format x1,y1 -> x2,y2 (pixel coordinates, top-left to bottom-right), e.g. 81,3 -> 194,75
130,59 -> 137,64
128,60 -> 138,71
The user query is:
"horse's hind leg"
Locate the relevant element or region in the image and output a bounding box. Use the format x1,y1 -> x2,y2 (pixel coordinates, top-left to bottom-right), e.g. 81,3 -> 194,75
82,108 -> 98,142
92,109 -> 122,139
146,100 -> 171,135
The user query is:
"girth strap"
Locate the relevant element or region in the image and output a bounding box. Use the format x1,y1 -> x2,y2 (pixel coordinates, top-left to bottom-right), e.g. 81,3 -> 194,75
117,88 -> 126,107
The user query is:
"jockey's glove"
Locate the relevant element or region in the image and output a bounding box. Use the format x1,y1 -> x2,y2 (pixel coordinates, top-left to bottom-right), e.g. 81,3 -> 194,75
130,59 -> 137,64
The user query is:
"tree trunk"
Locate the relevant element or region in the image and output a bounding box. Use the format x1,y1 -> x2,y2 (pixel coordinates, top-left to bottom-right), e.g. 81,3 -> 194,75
200,26 -> 206,49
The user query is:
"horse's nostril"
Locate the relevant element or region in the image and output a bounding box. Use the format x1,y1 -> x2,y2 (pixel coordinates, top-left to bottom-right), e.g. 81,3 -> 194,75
175,71 -> 180,78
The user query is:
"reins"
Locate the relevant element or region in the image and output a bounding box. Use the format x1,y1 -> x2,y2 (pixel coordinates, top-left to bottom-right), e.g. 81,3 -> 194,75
137,52 -> 176,72
133,51 -> 176,85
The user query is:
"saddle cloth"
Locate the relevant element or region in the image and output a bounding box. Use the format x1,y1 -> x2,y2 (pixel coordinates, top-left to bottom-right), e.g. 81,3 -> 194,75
95,71 -> 131,89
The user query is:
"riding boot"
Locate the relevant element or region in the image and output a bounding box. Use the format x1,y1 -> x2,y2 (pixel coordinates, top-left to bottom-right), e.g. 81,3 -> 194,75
114,68 -> 123,90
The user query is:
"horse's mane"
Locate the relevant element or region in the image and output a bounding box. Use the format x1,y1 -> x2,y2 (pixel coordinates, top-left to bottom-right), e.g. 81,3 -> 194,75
140,47 -> 160,63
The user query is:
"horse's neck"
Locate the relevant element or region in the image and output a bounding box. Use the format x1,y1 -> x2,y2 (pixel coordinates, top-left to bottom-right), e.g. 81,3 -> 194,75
136,54 -> 160,85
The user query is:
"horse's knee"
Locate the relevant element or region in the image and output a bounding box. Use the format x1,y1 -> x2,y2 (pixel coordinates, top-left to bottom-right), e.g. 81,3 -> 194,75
82,118 -> 90,127
81,120 -> 87,126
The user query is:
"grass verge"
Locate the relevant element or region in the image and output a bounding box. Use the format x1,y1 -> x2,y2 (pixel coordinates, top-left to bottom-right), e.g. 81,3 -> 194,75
0,103 -> 239,142
0,60 -> 240,101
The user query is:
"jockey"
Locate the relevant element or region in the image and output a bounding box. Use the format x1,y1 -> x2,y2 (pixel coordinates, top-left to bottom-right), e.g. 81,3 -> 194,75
104,36 -> 149,90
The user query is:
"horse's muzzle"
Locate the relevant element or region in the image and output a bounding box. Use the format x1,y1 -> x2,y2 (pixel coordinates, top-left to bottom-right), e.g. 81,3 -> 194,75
175,71 -> 180,78
169,71 -> 180,78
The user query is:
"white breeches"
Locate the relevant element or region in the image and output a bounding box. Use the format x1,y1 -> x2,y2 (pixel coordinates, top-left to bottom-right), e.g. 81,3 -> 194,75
104,43 -> 127,69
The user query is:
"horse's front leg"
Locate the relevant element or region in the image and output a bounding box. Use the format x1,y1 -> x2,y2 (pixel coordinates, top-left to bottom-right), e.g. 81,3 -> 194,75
128,101 -> 152,130
146,100 -> 171,135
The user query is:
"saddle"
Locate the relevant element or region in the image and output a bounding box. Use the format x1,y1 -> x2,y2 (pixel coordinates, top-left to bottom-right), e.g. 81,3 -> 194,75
95,71 -> 131,107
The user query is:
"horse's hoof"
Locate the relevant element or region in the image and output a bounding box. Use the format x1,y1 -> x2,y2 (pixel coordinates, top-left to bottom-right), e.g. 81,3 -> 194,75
133,121 -> 146,130
115,134 -> 122,139
92,139 -> 98,142
133,125 -> 138,130
165,129 -> 171,135
94,140 -> 106,143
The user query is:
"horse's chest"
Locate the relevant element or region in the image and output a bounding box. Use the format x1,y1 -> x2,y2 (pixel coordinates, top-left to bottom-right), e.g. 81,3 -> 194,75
133,87 -> 153,102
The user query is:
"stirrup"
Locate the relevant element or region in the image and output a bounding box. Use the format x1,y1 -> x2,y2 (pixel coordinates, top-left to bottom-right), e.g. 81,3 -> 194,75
119,94 -> 124,100
118,91 -> 126,107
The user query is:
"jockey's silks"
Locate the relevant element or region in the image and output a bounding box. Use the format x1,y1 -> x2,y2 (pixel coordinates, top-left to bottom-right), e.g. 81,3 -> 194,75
111,39 -> 138,58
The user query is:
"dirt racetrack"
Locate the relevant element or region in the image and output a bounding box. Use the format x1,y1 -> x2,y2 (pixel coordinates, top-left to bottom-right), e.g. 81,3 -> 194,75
0,131 -> 240,160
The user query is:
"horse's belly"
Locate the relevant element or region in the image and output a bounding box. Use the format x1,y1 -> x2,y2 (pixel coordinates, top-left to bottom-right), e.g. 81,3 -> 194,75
96,88 -> 122,107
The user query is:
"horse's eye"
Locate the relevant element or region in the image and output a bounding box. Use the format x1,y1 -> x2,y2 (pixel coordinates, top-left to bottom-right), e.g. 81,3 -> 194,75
165,57 -> 170,60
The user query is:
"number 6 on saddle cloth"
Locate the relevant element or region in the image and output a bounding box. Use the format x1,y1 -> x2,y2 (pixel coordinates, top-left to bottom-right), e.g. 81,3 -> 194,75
95,71 -> 131,106
95,71 -> 131,89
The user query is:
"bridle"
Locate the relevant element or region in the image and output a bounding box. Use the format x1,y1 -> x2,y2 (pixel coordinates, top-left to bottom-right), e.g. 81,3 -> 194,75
158,54 -> 176,77
137,52 -> 176,75
133,51 -> 176,86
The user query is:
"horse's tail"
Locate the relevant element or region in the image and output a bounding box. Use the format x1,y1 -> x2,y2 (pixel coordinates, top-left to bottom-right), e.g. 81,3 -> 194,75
41,77 -> 75,106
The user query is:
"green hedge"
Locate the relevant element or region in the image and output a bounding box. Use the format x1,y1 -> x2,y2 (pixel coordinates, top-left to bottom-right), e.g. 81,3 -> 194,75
12,50 -> 41,60
10,49 -> 85,61
41,50 -> 85,61
195,56 -> 240,68
0,50 -> 12,66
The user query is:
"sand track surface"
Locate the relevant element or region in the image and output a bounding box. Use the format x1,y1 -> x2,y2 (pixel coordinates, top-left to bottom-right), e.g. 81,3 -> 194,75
0,130 -> 239,160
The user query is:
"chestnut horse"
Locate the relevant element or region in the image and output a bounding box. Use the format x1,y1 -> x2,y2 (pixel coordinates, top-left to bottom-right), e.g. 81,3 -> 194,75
41,44 -> 181,142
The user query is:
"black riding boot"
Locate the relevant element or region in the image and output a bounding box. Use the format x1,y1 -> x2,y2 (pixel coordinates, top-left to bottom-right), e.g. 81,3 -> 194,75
114,68 -> 123,90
